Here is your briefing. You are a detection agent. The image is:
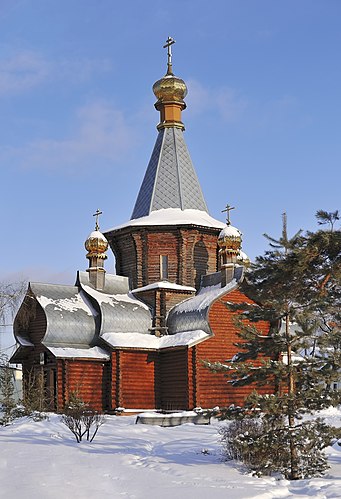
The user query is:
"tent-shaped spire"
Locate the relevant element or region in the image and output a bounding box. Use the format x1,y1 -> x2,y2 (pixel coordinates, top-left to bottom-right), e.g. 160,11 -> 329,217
131,127 -> 208,219
131,37 -> 208,220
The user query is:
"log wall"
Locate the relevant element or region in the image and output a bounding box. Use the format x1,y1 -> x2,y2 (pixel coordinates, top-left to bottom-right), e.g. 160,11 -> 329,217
56,359 -> 109,412
106,226 -> 221,290
194,289 -> 272,408
112,350 -> 159,409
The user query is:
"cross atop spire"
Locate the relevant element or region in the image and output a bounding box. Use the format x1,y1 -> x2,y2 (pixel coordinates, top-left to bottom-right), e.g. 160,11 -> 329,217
93,209 -> 103,231
222,204 -> 235,225
163,36 -> 175,75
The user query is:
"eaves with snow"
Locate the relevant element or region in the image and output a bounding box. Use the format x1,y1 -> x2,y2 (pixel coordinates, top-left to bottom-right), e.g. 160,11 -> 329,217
104,208 -> 225,234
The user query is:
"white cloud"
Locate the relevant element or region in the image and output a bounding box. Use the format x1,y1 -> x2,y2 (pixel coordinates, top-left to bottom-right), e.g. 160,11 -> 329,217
186,79 -> 302,130
0,50 -> 112,96
215,87 -> 248,121
0,100 -> 135,173
0,51 -> 49,95
258,95 -> 298,123
186,78 -> 247,122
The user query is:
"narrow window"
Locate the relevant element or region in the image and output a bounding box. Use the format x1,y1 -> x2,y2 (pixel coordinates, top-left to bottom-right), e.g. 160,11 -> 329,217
160,255 -> 168,280
333,383 -> 338,391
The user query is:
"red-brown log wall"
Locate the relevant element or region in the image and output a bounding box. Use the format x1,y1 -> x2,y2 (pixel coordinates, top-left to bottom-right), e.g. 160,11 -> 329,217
195,289 -> 272,408
114,350 -> 159,409
56,360 -> 108,412
107,226 -> 220,290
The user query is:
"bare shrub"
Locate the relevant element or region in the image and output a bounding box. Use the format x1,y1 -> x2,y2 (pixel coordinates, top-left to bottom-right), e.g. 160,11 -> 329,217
61,393 -> 104,443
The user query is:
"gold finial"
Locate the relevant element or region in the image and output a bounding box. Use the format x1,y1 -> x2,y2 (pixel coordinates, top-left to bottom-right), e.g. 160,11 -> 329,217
93,209 -> 102,231
222,204 -> 235,225
163,36 -> 175,75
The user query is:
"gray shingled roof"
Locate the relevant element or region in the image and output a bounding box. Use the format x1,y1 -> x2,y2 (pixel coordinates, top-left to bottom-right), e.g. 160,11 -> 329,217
131,127 -> 208,219
77,272 -> 152,336
30,282 -> 96,348
167,267 -> 244,336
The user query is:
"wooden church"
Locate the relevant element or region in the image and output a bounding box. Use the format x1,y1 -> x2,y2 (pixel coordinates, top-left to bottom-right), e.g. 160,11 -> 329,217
11,39 -> 270,413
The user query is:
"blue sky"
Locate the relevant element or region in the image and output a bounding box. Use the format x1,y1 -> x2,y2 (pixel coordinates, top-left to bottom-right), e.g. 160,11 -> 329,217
1,0 -> 340,286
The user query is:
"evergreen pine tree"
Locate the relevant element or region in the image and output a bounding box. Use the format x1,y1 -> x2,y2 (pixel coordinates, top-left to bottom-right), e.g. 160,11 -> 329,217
207,211 -> 341,479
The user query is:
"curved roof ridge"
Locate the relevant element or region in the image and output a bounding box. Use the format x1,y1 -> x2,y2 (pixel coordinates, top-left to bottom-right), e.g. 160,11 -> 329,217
167,278 -> 239,336
28,282 -> 96,348
78,273 -> 152,336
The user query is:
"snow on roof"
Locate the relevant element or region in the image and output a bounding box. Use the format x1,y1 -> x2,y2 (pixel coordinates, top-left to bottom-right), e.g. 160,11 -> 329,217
218,224 -> 242,239
173,280 -> 237,314
82,284 -> 150,311
167,278 -> 240,336
46,346 -> 110,360
101,330 -> 208,350
37,294 -> 93,316
105,208 -> 225,233
132,281 -> 196,293
80,280 -> 152,336
86,230 -> 108,242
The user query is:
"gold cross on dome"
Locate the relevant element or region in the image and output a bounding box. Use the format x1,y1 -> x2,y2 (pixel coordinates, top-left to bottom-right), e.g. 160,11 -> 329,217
222,204 -> 235,225
163,36 -> 175,74
93,209 -> 103,231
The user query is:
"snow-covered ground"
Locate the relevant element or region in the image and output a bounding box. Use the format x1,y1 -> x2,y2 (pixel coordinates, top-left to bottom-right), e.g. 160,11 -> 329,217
1,408 -> 340,499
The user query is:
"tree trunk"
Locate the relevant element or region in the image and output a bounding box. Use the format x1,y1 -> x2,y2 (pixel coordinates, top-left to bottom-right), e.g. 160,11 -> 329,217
285,312 -> 299,480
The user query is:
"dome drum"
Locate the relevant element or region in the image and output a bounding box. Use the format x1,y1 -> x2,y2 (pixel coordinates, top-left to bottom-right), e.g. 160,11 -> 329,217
86,251 -> 108,260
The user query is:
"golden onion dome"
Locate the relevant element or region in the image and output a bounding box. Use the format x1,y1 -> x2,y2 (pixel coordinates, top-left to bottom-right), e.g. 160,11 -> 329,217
237,250 -> 251,266
85,230 -> 108,255
218,224 -> 242,254
153,73 -> 188,103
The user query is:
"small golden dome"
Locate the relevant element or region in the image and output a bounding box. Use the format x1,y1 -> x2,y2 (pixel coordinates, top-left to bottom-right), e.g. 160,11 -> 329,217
218,225 -> 242,255
153,73 -> 188,103
85,230 -> 108,255
237,250 -> 251,266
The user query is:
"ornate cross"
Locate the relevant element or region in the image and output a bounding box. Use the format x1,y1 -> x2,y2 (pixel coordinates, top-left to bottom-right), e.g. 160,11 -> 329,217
163,36 -> 175,74
222,204 -> 235,225
93,209 -> 103,231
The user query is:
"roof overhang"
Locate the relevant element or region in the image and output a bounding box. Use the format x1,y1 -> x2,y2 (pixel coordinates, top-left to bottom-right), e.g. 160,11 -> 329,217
104,208 -> 225,235
101,330 -> 209,351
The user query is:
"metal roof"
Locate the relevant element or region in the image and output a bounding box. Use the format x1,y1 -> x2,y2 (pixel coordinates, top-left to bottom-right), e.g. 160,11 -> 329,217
30,282 -> 96,348
167,268 -> 244,336
131,127 -> 208,219
77,272 -> 152,336
12,272 -> 153,356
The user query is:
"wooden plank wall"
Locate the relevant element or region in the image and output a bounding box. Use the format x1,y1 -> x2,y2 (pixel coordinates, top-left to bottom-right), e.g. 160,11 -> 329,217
195,289 -> 272,408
